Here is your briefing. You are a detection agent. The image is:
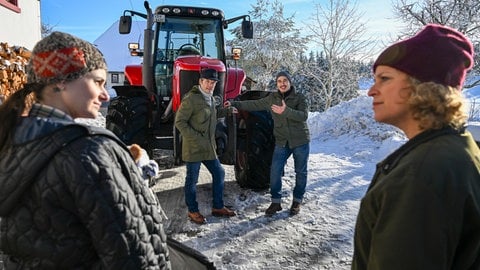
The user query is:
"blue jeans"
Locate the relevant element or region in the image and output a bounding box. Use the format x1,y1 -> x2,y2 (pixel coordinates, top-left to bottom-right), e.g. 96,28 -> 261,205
270,143 -> 309,204
184,159 -> 225,212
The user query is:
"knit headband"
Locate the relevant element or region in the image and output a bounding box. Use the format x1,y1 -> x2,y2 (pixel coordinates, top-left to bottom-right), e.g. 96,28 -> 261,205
27,31 -> 107,85
31,47 -> 87,79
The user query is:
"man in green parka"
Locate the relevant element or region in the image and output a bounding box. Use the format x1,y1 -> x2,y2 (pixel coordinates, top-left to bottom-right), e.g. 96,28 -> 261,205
174,68 -> 236,225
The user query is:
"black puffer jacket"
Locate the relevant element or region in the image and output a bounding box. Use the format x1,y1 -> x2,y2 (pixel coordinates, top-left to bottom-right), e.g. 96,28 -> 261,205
0,117 -> 171,269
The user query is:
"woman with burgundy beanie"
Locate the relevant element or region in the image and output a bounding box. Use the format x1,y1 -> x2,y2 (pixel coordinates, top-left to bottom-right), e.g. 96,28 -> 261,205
0,32 -> 171,269
352,24 -> 480,269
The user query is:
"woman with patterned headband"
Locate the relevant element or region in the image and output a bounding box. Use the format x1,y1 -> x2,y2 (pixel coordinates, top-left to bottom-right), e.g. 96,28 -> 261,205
0,32 -> 171,269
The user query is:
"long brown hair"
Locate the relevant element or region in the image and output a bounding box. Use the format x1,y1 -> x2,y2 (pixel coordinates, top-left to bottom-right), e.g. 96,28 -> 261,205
0,83 -> 43,151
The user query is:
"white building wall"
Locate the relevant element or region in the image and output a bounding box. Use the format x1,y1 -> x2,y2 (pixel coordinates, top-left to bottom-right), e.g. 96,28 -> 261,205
0,0 -> 41,50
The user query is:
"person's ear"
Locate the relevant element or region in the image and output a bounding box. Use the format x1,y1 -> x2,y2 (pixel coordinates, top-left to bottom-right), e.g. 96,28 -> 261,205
55,82 -> 66,91
52,83 -> 64,93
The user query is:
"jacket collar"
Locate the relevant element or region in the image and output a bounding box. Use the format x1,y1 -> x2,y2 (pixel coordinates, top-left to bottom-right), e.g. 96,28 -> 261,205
379,126 -> 461,174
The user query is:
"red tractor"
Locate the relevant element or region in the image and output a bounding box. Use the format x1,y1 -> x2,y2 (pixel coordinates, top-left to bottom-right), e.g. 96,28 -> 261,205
106,1 -> 274,190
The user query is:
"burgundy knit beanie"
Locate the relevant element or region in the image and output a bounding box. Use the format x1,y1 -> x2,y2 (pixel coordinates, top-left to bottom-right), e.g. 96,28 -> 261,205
373,24 -> 474,89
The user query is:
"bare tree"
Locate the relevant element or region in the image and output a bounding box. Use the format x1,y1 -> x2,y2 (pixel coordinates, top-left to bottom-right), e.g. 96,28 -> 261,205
467,98 -> 480,120
41,23 -> 55,38
392,0 -> 480,87
304,0 -> 373,111
228,0 -> 309,90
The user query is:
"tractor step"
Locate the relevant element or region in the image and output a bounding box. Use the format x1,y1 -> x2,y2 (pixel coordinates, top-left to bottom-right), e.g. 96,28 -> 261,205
150,135 -> 174,150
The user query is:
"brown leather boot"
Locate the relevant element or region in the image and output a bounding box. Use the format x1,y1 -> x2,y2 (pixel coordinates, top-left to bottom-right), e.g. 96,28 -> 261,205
188,212 -> 207,224
211,207 -> 236,217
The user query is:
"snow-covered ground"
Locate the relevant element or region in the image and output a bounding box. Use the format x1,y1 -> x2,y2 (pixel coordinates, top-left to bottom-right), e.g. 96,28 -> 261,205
77,85 -> 480,269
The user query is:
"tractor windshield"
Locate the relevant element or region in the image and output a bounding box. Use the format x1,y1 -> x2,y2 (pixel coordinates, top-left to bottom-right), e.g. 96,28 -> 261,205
156,17 -> 223,60
153,16 -> 224,97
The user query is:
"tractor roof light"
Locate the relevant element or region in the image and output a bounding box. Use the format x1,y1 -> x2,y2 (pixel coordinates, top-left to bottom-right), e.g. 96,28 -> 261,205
128,43 -> 139,50
232,47 -> 242,60
128,43 -> 143,56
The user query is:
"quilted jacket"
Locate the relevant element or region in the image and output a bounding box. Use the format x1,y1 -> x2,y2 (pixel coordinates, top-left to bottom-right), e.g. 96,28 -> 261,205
0,116 -> 171,269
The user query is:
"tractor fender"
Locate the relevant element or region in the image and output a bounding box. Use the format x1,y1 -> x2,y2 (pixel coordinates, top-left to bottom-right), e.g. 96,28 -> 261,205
124,65 -> 143,85
225,67 -> 246,100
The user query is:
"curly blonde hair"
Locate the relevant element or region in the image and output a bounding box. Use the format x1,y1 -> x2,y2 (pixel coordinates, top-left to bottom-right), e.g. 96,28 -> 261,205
408,77 -> 467,130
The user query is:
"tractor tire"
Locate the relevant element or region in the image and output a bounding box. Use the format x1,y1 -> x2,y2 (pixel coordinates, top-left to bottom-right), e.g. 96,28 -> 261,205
106,95 -> 150,149
235,110 -> 274,190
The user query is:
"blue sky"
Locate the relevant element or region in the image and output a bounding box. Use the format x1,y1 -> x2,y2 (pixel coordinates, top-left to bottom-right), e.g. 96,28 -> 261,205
41,0 -> 401,53
41,0 -> 274,42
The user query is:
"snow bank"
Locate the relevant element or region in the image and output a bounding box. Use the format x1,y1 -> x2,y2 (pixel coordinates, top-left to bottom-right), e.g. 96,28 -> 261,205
308,95 -> 405,142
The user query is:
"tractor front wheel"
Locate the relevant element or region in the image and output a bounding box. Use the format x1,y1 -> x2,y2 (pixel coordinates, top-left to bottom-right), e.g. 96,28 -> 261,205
106,87 -> 153,154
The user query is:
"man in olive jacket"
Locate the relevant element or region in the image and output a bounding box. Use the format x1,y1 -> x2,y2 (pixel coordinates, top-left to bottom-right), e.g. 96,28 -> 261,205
174,68 -> 236,225
226,70 -> 310,216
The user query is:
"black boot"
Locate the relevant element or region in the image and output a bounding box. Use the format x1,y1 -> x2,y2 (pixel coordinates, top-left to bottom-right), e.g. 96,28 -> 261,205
289,202 -> 301,215
265,203 -> 282,216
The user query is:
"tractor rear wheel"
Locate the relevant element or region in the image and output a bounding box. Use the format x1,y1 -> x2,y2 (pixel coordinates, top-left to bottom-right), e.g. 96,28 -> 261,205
234,92 -> 275,190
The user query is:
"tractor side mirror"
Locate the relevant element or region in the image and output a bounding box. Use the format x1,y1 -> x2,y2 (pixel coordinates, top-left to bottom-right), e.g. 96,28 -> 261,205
241,20 -> 253,39
119,16 -> 132,34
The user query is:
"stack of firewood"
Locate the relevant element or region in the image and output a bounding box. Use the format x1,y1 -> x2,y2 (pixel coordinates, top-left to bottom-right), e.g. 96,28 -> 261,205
0,42 -> 30,103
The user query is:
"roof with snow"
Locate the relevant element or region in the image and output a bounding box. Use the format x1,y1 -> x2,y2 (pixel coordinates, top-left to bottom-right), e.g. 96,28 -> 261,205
93,20 -> 146,72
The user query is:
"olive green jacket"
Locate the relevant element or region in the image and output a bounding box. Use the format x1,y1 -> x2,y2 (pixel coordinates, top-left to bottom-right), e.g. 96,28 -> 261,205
174,86 -> 227,162
231,86 -> 310,148
352,127 -> 480,270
